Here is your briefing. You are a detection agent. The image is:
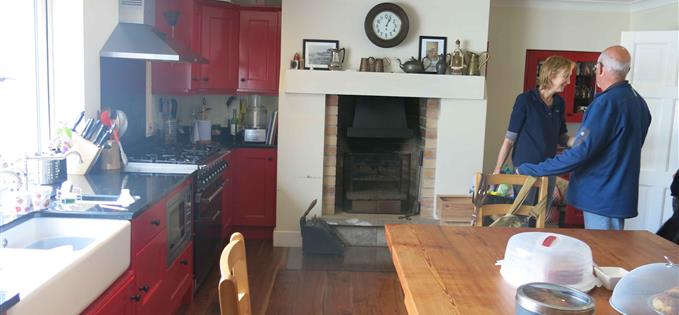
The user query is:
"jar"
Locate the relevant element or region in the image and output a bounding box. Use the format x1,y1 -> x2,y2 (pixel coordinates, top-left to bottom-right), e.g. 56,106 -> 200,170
516,282 -> 595,315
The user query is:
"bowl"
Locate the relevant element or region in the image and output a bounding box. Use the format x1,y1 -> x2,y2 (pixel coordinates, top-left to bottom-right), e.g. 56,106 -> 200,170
594,266 -> 628,290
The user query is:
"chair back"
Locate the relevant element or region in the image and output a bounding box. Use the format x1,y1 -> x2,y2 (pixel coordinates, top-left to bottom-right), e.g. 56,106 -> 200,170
219,232 -> 252,315
473,172 -> 549,228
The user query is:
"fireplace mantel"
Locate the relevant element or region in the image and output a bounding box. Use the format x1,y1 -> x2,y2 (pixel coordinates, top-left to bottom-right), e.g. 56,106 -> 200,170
284,69 -> 486,99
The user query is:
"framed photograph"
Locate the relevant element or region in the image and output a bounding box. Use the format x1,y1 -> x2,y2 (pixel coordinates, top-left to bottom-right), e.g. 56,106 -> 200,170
302,39 -> 339,70
418,36 -> 447,73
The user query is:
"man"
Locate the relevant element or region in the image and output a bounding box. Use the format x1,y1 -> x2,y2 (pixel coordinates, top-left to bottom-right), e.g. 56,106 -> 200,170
517,45 -> 652,230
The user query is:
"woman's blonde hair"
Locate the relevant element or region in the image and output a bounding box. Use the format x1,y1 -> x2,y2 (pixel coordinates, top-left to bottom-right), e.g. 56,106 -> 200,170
539,56 -> 575,90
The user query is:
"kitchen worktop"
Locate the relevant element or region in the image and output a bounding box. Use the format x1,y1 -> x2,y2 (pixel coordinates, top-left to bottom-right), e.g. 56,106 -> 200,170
0,171 -> 190,232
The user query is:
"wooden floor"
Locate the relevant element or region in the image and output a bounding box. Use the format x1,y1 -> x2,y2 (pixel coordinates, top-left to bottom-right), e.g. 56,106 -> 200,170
180,241 -> 407,315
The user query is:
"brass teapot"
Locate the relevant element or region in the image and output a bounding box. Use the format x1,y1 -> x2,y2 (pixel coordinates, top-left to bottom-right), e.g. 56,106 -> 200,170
396,56 -> 432,73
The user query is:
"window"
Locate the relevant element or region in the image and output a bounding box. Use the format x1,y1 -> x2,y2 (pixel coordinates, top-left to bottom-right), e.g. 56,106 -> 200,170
0,0 -> 51,161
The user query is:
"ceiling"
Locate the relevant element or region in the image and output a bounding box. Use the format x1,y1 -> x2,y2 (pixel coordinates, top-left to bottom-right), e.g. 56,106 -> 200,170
491,0 -> 677,11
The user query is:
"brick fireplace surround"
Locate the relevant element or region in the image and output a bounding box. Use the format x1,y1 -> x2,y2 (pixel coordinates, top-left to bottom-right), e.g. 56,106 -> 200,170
322,95 -> 440,218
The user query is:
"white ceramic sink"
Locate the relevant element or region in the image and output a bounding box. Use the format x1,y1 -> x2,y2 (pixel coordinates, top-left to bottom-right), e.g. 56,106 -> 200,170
0,217 -> 131,315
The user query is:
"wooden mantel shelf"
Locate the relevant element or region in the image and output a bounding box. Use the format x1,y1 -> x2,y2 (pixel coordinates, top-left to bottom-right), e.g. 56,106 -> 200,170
283,69 -> 486,100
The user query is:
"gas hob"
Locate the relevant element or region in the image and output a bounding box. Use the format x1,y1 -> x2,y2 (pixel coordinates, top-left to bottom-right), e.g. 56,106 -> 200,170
125,144 -> 223,174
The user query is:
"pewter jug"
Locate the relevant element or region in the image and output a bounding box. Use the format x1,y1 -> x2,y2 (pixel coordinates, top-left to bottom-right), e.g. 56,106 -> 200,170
328,48 -> 346,71
359,57 -> 375,72
467,52 -> 489,76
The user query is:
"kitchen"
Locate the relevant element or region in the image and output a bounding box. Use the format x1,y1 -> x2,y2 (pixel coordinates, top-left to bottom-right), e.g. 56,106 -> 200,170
0,0 -> 678,314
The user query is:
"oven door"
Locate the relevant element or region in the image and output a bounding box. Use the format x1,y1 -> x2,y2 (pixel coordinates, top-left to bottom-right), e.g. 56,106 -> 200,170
194,180 -> 224,289
167,186 -> 192,266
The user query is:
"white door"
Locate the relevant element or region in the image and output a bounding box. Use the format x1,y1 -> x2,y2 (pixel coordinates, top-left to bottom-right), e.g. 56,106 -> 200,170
621,31 -> 679,232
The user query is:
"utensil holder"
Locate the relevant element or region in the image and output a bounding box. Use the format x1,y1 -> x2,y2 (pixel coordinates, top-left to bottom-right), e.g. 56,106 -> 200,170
67,134 -> 102,175
100,140 -> 121,170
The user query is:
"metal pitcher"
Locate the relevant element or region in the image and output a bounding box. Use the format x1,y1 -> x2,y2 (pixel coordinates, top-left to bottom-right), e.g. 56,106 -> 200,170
328,48 -> 346,71
467,52 -> 489,76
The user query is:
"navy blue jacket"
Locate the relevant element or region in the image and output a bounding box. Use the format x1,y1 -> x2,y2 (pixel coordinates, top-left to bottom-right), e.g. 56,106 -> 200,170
518,81 -> 651,218
508,89 -> 568,166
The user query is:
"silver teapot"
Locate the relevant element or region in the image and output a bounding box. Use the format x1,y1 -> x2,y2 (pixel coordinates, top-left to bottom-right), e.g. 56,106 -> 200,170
396,57 -> 431,73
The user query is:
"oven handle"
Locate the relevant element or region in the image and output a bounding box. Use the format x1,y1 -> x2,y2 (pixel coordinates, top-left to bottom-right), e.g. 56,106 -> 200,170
201,184 -> 224,203
210,210 -> 220,222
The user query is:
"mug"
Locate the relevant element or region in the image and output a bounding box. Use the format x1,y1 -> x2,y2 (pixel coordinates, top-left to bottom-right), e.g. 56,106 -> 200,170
372,58 -> 391,72
2,190 -> 32,216
359,57 -> 375,72
31,186 -> 53,210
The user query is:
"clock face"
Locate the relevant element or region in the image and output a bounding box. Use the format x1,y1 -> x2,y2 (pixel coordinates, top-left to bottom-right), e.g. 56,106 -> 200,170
364,3 -> 409,48
372,11 -> 402,40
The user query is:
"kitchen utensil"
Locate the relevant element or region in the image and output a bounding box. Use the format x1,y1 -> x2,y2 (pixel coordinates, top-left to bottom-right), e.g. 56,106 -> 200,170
30,186 -> 52,210
467,51 -> 489,76
163,119 -> 178,144
95,129 -> 112,147
26,154 -> 69,185
372,58 -> 390,72
396,56 -> 431,73
610,256 -> 679,315
593,265 -> 628,290
497,232 -> 600,292
72,111 -> 85,132
100,140 -> 121,170
515,282 -> 595,315
114,110 -> 128,138
360,57 -> 375,72
89,123 -> 106,142
449,39 -> 466,75
327,47 -> 346,71
67,134 -> 102,175
80,118 -> 93,137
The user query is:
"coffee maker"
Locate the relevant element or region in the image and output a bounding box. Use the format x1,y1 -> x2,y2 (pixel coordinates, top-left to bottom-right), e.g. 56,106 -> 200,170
243,95 -> 267,143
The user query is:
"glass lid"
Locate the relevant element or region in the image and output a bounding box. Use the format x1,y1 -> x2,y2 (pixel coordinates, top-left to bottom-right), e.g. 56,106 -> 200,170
610,256 -> 679,315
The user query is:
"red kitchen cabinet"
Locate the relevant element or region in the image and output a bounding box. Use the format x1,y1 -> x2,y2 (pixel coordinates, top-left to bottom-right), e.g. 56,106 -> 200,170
195,3 -> 240,93
81,272 -> 137,315
162,243 -> 194,313
221,152 -> 234,241
238,8 -> 281,95
524,50 -> 600,123
152,0 -> 195,94
232,148 -> 277,238
134,228 -> 167,315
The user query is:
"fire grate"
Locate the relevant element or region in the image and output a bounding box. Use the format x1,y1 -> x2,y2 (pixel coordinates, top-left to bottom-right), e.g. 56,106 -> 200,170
343,153 -> 410,214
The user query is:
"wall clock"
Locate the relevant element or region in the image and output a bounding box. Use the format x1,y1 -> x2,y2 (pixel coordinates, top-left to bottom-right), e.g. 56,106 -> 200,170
364,3 -> 409,48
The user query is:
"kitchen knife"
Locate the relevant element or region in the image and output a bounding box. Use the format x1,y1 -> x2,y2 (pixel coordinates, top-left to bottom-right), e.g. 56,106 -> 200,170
89,122 -> 105,142
72,111 -> 85,132
95,129 -> 112,147
84,120 -> 100,140
80,118 -> 93,137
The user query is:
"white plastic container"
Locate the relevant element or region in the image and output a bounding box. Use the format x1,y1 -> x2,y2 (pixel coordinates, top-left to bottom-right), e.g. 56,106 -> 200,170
594,266 -> 628,290
497,232 -> 600,292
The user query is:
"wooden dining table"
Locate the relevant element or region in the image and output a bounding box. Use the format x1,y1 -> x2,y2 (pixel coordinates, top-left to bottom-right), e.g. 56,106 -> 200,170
385,225 -> 679,315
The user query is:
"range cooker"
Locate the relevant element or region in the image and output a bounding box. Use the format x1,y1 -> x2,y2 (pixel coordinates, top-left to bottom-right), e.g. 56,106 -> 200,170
124,144 -> 228,290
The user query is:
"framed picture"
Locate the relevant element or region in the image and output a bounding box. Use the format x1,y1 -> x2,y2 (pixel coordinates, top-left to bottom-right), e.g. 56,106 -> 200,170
303,39 -> 339,70
418,36 -> 447,73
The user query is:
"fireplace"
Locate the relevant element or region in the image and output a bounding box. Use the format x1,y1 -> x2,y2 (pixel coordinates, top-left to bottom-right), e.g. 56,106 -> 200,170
321,95 -> 436,215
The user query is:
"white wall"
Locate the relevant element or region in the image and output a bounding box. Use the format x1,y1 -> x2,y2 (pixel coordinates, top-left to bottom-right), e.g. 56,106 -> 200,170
276,0 -> 490,246
83,0 -> 118,117
483,5 -> 630,172
630,3 -> 679,31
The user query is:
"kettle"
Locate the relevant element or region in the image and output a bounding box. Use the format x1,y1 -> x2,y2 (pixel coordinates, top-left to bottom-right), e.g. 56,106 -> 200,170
396,56 -> 432,73
467,52 -> 489,76
328,48 -> 346,71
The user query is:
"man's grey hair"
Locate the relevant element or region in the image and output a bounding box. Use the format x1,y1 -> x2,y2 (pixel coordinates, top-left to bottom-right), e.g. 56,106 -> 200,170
598,50 -> 631,78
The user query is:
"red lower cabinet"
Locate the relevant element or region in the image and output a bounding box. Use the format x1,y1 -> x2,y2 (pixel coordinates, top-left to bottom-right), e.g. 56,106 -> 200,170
163,244 -> 194,313
231,148 -> 277,240
81,272 -> 137,315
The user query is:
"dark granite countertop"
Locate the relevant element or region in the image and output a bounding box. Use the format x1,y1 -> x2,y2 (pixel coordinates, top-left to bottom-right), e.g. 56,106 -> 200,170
0,291 -> 20,314
0,171 -> 191,232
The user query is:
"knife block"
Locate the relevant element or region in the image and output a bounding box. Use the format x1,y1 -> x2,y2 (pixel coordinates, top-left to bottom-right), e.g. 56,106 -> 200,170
67,134 -> 102,175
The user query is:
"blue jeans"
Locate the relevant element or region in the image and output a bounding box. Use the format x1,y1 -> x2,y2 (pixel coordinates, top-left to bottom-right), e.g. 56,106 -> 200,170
583,211 -> 625,230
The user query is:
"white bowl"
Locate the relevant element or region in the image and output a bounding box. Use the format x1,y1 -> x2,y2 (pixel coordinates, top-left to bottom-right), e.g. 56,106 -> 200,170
594,266 -> 628,290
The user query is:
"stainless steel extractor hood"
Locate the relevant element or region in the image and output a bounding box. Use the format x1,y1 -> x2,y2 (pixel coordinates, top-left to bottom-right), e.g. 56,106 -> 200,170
100,0 -> 207,63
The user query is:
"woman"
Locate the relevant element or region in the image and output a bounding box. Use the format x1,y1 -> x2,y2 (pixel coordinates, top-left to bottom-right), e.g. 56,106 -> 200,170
493,55 -> 575,221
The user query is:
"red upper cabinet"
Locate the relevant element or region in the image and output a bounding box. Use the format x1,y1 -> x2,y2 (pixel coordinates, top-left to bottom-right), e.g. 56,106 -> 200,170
152,0 -> 195,94
524,50 -> 600,123
233,148 -> 277,227
195,3 -> 240,93
238,8 -> 281,95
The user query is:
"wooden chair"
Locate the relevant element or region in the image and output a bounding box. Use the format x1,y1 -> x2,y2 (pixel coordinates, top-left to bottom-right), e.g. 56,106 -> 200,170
219,232 -> 252,315
473,172 -> 549,228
